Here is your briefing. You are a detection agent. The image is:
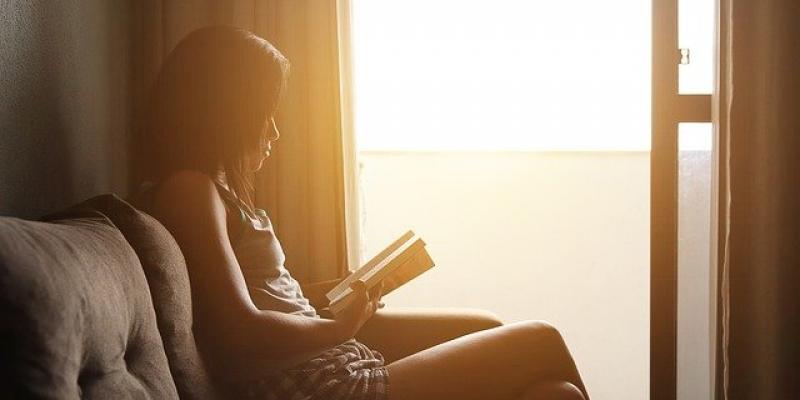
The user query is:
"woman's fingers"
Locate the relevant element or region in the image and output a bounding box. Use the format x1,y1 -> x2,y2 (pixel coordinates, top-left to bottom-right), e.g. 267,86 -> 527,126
368,281 -> 384,301
349,280 -> 369,307
349,280 -> 384,317
350,279 -> 367,293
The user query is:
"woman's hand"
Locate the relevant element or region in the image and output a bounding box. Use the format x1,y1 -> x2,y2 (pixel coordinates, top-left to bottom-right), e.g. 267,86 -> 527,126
333,280 -> 384,340
301,277 -> 347,309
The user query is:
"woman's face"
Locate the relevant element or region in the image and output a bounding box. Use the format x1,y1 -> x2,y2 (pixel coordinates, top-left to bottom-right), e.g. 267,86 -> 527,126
248,116 -> 280,172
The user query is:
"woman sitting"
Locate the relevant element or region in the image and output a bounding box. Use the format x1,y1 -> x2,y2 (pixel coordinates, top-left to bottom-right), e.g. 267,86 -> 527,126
137,26 -> 590,400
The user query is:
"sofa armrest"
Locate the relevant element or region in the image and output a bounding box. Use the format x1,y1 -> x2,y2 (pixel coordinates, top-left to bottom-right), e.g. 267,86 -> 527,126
355,307 -> 503,363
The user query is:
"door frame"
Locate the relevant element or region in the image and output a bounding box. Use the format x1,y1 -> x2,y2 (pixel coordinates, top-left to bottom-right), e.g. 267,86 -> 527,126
651,0 -> 714,398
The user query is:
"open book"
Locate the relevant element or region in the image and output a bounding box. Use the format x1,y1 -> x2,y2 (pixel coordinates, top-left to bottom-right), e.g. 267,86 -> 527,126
325,230 -> 435,316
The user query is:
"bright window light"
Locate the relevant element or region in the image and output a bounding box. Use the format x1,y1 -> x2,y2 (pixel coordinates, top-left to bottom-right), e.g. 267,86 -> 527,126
352,0 -> 651,151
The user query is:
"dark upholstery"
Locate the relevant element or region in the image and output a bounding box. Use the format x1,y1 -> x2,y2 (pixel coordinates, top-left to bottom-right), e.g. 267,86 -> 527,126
0,211 -> 178,399
77,194 -> 220,400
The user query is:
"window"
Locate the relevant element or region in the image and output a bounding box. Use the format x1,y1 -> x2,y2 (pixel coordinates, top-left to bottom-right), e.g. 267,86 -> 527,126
653,0 -> 715,399
347,1 -> 715,399
351,2 -> 650,399
352,1 -> 650,152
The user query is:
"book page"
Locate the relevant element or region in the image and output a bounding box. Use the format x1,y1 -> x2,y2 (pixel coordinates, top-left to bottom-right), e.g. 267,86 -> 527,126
359,237 -> 424,285
381,249 -> 435,296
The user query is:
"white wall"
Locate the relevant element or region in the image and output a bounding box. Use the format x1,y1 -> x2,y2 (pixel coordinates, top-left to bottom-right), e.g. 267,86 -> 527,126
358,151 -> 651,400
677,151 -> 713,400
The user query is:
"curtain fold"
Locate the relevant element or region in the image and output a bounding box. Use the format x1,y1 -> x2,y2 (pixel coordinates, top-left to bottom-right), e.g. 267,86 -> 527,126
132,0 -> 350,284
717,0 -> 800,399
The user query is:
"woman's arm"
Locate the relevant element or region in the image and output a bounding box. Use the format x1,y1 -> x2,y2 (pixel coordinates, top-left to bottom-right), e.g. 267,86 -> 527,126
149,170 -> 379,360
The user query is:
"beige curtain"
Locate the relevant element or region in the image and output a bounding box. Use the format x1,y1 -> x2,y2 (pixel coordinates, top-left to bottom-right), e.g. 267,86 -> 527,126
717,0 -> 800,399
131,0 -> 355,283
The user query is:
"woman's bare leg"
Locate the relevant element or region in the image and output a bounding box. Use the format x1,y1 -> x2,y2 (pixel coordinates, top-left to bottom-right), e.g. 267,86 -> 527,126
385,320 -> 589,400
521,381 -> 585,400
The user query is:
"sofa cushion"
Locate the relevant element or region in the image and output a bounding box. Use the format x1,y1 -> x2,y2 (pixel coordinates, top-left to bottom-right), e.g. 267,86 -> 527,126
0,211 -> 179,399
78,194 -> 219,400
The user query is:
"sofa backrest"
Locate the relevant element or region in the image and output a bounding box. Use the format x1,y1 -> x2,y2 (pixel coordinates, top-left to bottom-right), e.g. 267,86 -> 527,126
0,211 -> 179,399
77,194 -> 221,400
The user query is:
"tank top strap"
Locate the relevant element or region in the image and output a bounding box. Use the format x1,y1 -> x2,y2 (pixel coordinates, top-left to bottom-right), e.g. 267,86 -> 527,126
210,179 -> 253,244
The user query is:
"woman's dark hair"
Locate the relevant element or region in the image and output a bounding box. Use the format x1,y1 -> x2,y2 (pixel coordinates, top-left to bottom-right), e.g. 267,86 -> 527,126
143,26 -> 289,209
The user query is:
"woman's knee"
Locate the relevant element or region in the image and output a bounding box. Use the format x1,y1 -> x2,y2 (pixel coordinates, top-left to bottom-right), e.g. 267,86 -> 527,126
509,320 -> 565,348
523,381 -> 585,400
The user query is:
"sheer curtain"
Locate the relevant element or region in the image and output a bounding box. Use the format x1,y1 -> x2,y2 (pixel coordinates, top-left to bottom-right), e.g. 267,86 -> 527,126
131,0 -> 355,283
717,0 -> 800,398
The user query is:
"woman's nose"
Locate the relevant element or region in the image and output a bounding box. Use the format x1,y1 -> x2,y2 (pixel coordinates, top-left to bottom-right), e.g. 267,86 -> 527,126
268,117 -> 280,141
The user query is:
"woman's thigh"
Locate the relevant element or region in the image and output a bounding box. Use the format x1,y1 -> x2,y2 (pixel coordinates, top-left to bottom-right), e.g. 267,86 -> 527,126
357,308 -> 503,363
385,320 -> 576,400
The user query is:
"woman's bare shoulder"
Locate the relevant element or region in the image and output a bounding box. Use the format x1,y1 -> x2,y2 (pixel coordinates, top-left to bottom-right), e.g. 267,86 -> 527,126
148,170 -> 257,326
156,170 -> 218,196
149,170 -> 227,227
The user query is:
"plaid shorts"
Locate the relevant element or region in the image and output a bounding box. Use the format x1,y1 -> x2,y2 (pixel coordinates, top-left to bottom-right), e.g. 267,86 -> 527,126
238,339 -> 389,400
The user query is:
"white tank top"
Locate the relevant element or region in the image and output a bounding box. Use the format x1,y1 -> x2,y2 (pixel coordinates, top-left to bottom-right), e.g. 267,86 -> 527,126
211,179 -> 318,318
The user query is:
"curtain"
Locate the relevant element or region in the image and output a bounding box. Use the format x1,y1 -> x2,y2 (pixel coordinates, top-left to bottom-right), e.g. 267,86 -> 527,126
717,0 -> 800,398
131,0 -> 354,283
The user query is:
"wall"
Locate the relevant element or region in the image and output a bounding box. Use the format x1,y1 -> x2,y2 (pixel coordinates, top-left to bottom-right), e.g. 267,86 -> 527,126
677,150 -> 713,400
359,151 -> 651,400
358,150 -> 713,400
0,0 -> 131,218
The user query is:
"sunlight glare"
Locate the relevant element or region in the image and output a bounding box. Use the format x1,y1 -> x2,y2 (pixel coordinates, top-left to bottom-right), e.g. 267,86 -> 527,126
352,0 -> 651,151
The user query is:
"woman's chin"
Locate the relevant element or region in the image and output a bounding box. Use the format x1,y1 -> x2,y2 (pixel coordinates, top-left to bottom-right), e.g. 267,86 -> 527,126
252,156 -> 270,172
249,161 -> 264,173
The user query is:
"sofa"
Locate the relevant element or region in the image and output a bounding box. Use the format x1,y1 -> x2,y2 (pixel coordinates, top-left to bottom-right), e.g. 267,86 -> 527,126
0,194 -> 502,399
